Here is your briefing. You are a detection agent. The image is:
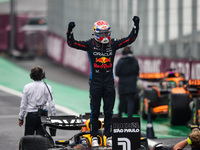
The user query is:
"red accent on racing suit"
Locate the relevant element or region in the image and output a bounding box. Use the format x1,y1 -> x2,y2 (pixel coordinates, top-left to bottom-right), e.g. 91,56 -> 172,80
66,26 -> 139,137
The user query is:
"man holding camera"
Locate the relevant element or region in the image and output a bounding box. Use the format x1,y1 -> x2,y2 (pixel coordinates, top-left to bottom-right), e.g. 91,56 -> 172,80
18,66 -> 56,136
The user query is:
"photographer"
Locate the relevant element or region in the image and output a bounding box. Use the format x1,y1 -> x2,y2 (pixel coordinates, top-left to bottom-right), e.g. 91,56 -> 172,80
18,66 -> 56,136
173,127 -> 200,150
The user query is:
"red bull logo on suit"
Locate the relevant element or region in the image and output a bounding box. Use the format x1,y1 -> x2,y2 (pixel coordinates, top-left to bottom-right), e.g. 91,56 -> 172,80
94,57 -> 112,69
95,57 -> 111,64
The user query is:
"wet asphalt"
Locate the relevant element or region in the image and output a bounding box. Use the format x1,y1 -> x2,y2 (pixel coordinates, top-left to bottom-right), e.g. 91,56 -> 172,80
0,55 -> 89,150
0,55 -> 191,150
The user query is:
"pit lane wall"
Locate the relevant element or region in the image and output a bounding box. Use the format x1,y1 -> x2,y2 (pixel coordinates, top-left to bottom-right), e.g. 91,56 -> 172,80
47,32 -> 200,80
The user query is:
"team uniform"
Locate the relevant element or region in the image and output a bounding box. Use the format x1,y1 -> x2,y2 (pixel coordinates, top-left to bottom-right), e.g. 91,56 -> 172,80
67,18 -> 139,146
19,80 -> 56,135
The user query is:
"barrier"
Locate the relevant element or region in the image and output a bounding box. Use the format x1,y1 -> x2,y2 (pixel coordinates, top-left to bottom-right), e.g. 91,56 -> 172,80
0,29 -> 8,50
46,32 -> 200,80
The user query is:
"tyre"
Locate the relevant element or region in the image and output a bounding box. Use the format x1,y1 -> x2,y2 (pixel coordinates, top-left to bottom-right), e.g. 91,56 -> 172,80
168,93 -> 191,125
143,89 -> 159,107
19,135 -> 50,150
139,89 -> 158,120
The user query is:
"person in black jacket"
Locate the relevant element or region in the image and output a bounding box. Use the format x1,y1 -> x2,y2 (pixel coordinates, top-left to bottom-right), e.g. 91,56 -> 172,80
115,46 -> 139,118
67,17 -> 140,147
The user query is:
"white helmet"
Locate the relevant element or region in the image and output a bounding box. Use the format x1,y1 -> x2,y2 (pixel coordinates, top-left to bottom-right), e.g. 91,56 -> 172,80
93,20 -> 111,44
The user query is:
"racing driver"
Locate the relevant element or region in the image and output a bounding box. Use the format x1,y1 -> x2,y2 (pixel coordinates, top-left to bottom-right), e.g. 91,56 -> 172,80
66,16 -> 140,147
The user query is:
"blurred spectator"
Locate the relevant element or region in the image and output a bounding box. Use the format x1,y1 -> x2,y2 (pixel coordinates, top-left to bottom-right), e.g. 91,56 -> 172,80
115,46 -> 139,118
173,128 -> 200,150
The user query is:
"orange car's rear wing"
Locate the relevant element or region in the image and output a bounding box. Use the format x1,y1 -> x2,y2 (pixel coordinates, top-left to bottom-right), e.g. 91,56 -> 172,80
139,71 -> 185,82
139,72 -> 166,82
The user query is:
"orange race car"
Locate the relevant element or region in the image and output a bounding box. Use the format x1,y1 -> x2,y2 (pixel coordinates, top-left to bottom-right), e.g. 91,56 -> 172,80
138,69 -> 200,125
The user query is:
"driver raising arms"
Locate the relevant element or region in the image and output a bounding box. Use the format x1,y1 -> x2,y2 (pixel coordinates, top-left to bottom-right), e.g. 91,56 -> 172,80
66,16 -> 140,147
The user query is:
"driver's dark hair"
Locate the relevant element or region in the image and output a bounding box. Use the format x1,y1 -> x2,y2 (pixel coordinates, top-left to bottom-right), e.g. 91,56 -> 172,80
122,46 -> 133,55
30,66 -> 45,81
189,129 -> 200,147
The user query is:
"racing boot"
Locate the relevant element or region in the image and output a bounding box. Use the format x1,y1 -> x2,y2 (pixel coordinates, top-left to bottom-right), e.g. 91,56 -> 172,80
106,136 -> 112,147
92,136 -> 99,147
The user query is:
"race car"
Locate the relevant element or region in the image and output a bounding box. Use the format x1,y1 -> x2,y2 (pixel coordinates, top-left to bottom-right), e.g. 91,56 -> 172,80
138,69 -> 198,125
186,79 -> 200,126
19,113 -> 149,150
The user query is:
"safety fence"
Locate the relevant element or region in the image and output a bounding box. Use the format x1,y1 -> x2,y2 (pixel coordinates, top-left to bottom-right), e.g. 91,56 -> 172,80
1,14 -> 200,80
47,32 -> 200,80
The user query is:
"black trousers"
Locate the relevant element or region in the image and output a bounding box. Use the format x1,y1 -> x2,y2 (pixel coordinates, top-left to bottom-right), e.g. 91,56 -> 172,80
25,112 -> 45,136
89,79 -> 115,137
118,93 -> 136,118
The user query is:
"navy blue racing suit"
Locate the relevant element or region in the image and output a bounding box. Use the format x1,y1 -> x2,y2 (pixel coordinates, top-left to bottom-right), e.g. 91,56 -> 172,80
66,26 -> 139,137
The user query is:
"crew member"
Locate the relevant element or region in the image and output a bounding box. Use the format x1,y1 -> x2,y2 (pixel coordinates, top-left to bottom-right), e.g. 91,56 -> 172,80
18,66 -> 56,136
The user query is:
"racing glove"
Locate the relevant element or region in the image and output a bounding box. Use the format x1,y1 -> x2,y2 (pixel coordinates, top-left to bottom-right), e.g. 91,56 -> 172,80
132,16 -> 140,29
67,21 -> 76,34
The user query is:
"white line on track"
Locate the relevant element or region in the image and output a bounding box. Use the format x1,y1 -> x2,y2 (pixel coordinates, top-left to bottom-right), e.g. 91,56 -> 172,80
0,84 -> 79,116
0,115 -> 19,119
